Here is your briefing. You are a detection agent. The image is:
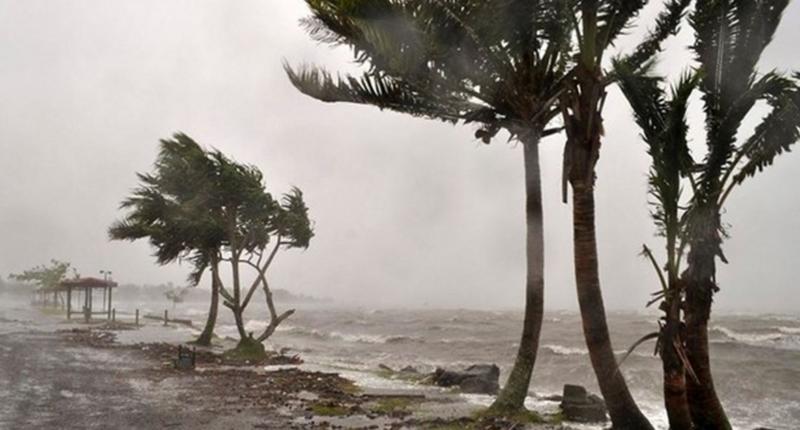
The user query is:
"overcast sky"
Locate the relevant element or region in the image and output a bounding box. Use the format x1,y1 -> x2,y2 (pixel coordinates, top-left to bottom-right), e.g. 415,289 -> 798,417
1,1 -> 799,312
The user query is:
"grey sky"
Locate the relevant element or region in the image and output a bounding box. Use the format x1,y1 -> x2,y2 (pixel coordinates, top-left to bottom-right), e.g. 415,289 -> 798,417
1,1 -> 799,311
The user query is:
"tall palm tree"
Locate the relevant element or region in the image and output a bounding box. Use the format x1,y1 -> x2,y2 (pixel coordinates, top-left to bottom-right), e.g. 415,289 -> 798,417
614,62 -> 699,429
287,0 -> 572,412
680,1 -> 800,427
557,1 -> 689,428
617,2 -> 800,427
109,133 -> 226,346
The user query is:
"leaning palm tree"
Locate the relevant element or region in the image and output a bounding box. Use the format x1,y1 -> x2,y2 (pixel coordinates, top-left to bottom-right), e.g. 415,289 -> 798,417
287,0 -> 572,412
109,133 -> 226,346
556,1 -> 689,428
617,2 -> 800,427
614,62 -> 700,429
678,1 -> 800,427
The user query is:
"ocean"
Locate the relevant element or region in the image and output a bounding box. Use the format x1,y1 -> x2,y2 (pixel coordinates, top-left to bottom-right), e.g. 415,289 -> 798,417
135,299 -> 798,430
12,286 -> 796,430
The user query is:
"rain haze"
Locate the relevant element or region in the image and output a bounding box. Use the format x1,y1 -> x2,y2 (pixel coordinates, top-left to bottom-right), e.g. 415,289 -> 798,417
2,0 -> 800,312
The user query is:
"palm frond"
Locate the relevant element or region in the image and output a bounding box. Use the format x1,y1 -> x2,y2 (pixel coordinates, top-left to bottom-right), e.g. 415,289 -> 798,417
613,0 -> 691,75
285,63 -> 472,123
727,76 -> 800,189
617,331 -> 660,369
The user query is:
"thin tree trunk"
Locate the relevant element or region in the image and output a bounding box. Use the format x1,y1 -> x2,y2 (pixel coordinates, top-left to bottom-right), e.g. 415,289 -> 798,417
196,259 -> 220,346
662,291 -> 692,429
571,182 -> 654,430
683,241 -> 731,430
491,134 -> 545,412
230,250 -> 248,341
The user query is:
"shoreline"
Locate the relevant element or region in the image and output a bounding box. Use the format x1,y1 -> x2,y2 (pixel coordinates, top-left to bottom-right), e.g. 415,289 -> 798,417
0,305 -> 574,430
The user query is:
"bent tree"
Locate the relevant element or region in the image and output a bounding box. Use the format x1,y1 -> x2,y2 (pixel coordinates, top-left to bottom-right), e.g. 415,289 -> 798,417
109,134 -> 224,345
287,0 -> 572,412
614,64 -> 700,429
557,1 -> 689,428
680,1 -> 800,427
110,134 -> 314,351
618,1 -> 800,427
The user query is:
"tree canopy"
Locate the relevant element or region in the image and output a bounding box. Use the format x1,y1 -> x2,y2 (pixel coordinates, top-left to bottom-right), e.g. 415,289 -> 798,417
9,259 -> 78,291
110,133 -> 314,348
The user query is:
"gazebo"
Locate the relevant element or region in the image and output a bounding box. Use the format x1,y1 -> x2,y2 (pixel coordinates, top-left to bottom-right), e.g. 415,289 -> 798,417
60,277 -> 118,321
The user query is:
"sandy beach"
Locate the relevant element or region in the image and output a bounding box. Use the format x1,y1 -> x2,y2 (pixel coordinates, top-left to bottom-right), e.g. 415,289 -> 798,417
0,304 -> 572,430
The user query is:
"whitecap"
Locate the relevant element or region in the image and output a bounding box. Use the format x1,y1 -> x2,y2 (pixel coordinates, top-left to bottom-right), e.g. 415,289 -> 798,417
777,326 -> 800,335
713,326 -> 783,343
542,344 -> 588,356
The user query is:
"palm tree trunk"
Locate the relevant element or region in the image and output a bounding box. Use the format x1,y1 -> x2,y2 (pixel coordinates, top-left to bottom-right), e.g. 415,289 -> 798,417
195,261 -> 220,346
662,293 -> 692,429
571,181 -> 654,430
491,133 -> 545,413
683,242 -> 731,430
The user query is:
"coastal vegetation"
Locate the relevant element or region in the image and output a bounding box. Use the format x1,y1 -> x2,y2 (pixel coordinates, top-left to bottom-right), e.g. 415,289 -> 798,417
9,259 -> 78,291
286,0 -> 800,427
5,1 -> 799,428
285,0 -> 674,427
109,133 -> 313,355
616,1 -> 800,428
286,0 -> 570,413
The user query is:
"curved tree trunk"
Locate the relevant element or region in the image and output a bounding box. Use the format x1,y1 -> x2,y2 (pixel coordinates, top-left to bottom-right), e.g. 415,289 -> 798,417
230,251 -> 248,341
195,259 -> 220,346
683,239 -> 731,430
571,181 -> 654,430
490,134 -> 545,413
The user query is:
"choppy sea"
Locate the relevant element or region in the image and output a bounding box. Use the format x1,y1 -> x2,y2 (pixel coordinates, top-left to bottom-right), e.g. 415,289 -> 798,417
26,290 -> 800,430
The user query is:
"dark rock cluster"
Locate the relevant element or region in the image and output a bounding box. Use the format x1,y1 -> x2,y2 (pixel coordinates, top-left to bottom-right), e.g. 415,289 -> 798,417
432,364 -> 500,395
560,384 -> 608,423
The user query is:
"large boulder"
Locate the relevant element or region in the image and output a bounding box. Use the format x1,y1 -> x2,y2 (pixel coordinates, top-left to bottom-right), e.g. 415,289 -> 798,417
432,364 -> 500,395
560,384 -> 608,423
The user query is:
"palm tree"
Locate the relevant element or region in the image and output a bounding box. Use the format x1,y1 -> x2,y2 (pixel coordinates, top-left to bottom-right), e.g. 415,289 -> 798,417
213,157 -> 313,347
109,133 -> 226,346
556,1 -> 689,428
614,62 -> 699,429
287,0 -> 572,412
679,1 -> 800,427
617,2 -> 800,427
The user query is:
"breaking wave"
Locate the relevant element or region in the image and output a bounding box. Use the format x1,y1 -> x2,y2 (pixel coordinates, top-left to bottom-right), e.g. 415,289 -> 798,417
542,344 -> 588,356
713,326 -> 783,343
777,326 -> 800,335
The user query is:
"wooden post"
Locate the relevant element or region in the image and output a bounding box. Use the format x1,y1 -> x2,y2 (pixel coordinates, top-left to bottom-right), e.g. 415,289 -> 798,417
84,287 -> 90,323
135,309 -> 139,325
112,308 -> 116,322
107,287 -> 113,320
66,286 -> 72,320
164,310 -> 168,326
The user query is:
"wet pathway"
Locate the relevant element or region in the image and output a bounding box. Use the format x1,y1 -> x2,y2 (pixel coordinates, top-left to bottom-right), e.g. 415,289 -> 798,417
0,329 -> 182,430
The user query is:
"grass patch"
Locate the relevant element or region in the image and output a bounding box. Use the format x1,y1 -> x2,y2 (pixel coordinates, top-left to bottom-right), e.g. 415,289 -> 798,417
310,403 -> 350,416
335,379 -> 361,395
546,410 -> 565,425
369,397 -> 415,413
222,337 -> 267,360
